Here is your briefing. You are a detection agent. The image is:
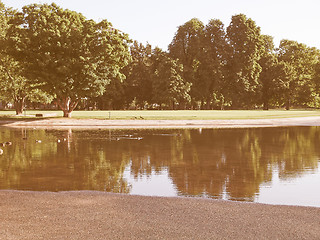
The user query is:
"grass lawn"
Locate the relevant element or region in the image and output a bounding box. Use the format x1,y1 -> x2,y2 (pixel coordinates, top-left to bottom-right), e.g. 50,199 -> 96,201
0,109 -> 320,120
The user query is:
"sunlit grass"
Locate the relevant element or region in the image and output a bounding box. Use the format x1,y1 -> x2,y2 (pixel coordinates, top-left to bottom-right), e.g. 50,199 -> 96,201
0,109 -> 320,120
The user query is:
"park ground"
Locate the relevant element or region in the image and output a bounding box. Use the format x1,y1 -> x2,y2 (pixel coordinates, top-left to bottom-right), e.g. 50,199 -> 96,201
1,109 -> 320,120
0,110 -> 320,129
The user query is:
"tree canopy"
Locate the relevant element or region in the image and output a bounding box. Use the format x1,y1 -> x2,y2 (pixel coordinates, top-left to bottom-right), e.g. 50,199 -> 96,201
0,2 -> 51,114
1,1 -> 320,113
6,3 -> 131,117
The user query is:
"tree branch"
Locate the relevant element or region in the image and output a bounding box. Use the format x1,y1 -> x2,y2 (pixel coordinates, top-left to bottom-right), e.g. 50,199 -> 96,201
56,98 -> 65,111
0,57 -> 14,82
70,99 -> 80,112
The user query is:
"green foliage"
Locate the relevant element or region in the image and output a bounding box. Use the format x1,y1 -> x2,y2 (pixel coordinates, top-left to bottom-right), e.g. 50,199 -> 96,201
123,41 -> 153,107
96,77 -> 125,110
6,3 -> 131,116
201,19 -> 229,109
151,48 -> 191,109
0,1 -> 6,38
1,1 -> 320,111
314,61 -> 320,94
277,40 -> 320,109
0,2 -> 52,114
169,18 -> 204,65
169,18 -> 205,105
257,35 -> 282,110
0,55 -> 52,113
226,14 -> 263,108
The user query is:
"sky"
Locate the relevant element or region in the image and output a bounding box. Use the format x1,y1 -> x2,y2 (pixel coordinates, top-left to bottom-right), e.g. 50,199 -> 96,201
2,0 -> 320,50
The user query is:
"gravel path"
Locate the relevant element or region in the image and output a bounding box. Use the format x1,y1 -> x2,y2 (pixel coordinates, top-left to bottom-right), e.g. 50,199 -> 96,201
0,191 -> 320,240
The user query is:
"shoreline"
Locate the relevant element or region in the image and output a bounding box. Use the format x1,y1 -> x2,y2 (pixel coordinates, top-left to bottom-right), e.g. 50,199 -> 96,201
0,190 -> 320,239
1,116 -> 320,129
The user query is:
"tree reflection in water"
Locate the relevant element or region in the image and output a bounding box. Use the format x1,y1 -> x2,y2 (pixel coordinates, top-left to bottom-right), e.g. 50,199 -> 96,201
0,127 -> 319,202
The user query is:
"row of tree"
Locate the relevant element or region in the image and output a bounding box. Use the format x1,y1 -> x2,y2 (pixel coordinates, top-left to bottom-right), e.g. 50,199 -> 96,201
1,2 -> 320,117
120,17 -> 320,111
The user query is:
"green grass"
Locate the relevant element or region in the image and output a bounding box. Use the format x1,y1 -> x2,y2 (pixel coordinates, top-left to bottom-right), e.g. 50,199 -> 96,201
0,109 -> 320,120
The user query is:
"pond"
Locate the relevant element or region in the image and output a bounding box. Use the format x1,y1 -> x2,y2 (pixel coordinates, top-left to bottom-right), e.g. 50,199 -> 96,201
0,126 -> 319,207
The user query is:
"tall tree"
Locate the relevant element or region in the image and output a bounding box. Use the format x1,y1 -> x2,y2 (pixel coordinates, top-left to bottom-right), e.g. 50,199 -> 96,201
95,77 -> 125,110
123,41 -> 153,108
151,48 -> 191,109
0,55 -> 53,114
168,18 -> 205,108
226,14 -> 263,108
0,1 -> 5,34
277,40 -> 319,109
313,60 -> 320,106
6,3 -> 131,117
257,35 -> 282,110
202,19 -> 228,109
0,2 -> 52,114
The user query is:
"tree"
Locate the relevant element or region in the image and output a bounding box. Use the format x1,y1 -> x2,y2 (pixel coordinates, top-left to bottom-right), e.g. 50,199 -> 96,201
6,3 -> 131,117
123,41 -> 153,108
257,35 -> 282,110
202,19 -> 229,109
0,1 -> 5,34
151,48 -> 191,109
168,18 -> 205,108
277,40 -> 319,109
0,2 -> 28,114
0,55 -> 53,114
226,14 -> 263,108
313,61 -> 320,107
0,2 -> 52,114
95,77 -> 126,110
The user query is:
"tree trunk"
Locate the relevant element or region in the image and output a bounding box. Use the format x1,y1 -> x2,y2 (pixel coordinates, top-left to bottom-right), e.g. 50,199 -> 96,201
63,111 -> 72,118
14,97 -> 25,115
57,97 -> 79,118
206,97 -> 211,110
220,95 -> 225,110
263,101 -> 269,110
285,99 -> 291,110
220,100 -> 224,110
171,101 -> 174,110
200,100 -> 204,110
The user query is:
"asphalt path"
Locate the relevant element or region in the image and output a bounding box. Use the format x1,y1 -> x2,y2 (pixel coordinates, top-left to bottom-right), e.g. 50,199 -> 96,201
0,191 -> 319,240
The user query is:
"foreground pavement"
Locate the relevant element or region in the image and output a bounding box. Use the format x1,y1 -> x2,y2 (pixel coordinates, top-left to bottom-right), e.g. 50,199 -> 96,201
0,191 -> 319,239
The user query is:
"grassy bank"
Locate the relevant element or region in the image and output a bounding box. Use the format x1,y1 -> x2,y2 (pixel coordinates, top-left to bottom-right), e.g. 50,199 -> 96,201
0,109 -> 320,120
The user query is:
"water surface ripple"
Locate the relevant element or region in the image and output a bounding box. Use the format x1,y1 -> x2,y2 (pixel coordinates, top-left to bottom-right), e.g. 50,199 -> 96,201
0,126 -> 319,207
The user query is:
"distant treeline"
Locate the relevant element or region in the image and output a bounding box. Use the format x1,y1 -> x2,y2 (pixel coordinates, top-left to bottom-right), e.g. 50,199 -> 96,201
1,2 -> 320,117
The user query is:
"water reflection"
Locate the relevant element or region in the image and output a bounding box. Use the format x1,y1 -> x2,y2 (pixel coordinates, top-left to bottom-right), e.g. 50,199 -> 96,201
0,127 -> 319,206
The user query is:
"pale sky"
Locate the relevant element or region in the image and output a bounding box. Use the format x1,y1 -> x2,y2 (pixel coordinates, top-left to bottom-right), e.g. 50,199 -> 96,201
2,0 -> 320,50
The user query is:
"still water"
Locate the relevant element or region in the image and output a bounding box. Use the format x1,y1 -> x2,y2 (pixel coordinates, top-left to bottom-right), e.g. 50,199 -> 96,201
0,127 -> 319,207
